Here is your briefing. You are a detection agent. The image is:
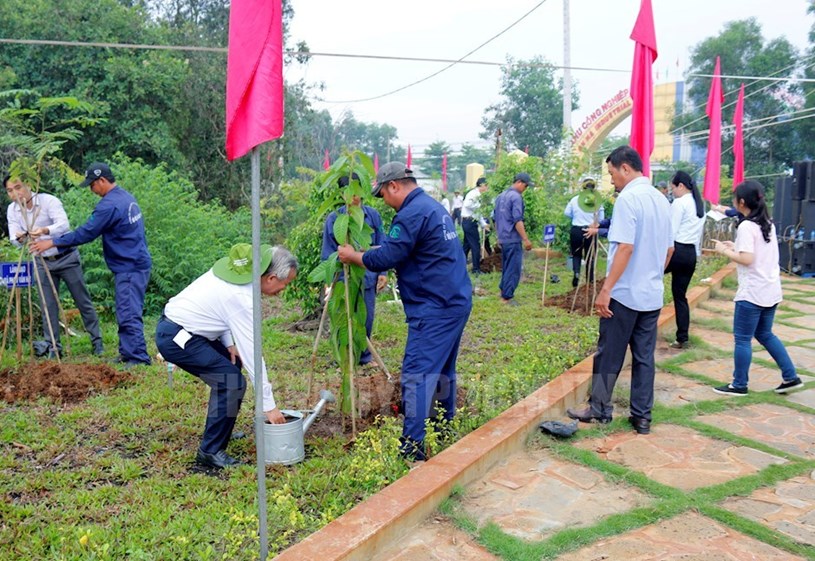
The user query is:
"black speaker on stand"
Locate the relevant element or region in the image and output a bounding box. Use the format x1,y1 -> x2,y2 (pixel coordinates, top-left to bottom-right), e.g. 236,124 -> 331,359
779,162 -> 815,276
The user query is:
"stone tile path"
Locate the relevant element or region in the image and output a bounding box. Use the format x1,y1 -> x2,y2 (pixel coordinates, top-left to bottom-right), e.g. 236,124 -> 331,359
370,275 -> 815,560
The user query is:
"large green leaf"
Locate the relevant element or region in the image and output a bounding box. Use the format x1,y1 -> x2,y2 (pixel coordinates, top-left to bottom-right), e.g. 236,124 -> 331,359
308,259 -> 332,284
333,213 -> 350,246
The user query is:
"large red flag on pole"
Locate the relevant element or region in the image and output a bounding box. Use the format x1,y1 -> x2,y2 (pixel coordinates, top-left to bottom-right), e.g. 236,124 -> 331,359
442,153 -> 448,192
703,56 -> 724,204
629,0 -> 658,177
225,0 -> 284,161
732,83 -> 745,188
407,144 -> 412,168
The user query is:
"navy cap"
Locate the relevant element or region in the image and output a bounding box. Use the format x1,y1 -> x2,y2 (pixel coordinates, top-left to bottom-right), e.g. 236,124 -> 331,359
514,172 -> 533,186
79,162 -> 115,187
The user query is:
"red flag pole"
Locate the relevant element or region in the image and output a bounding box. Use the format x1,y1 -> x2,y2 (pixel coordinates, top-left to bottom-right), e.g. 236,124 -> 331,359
407,144 -> 412,168
703,56 -> 724,204
733,83 -> 745,188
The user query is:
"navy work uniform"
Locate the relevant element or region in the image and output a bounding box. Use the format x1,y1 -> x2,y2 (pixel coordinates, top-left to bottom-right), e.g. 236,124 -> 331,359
362,188 -> 472,460
494,187 -> 525,300
321,205 -> 385,365
52,186 -> 152,365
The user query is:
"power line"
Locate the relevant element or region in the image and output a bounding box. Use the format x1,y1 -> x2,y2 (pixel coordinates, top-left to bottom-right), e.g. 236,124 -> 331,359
320,0 -> 554,104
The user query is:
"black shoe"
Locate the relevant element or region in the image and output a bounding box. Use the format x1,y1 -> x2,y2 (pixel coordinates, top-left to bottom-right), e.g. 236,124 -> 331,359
92,342 -> 104,356
669,340 -> 688,349
713,383 -> 748,396
628,416 -> 651,435
196,449 -> 241,469
566,406 -> 612,424
572,275 -> 579,287
775,378 -> 804,394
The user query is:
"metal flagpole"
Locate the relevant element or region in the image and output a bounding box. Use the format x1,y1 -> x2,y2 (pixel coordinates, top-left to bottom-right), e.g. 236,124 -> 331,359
250,146 -> 269,560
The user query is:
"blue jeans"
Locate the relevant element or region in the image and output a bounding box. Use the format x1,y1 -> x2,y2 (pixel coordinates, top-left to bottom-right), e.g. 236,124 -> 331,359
732,300 -> 797,389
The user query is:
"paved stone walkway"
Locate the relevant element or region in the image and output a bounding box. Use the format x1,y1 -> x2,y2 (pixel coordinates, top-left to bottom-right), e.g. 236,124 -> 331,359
372,276 -> 815,560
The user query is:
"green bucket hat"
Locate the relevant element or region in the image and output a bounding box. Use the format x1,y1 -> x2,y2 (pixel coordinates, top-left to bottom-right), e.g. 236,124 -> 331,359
577,189 -> 601,213
212,243 -> 274,285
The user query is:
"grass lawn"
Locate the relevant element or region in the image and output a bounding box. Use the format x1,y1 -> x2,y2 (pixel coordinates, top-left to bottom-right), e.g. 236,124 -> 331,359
0,252 -> 727,560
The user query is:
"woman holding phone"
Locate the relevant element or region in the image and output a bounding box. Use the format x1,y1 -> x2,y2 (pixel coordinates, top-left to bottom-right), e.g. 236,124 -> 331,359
712,180 -> 803,396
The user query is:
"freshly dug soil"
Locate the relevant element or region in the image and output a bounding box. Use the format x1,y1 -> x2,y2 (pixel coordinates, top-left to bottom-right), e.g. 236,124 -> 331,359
547,278 -> 607,316
1,361 -> 131,404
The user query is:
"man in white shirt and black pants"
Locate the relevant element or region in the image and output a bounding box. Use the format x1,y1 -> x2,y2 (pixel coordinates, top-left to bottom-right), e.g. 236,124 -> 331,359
5,174 -> 103,357
461,178 -> 490,275
155,243 -> 297,469
564,177 -> 605,287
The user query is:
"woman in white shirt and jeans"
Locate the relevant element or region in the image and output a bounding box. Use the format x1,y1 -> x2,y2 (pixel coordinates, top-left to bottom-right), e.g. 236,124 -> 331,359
712,180 -> 803,396
665,171 -> 705,348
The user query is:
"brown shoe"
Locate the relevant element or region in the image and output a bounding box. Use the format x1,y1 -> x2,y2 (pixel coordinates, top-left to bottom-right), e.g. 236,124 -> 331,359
566,406 -> 611,424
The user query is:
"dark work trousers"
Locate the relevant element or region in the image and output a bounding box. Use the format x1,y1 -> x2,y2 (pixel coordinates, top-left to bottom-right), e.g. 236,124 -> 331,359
360,285 -> 376,364
461,217 -> 481,273
452,207 -> 462,226
114,269 -> 152,364
499,242 -> 522,300
588,299 -> 661,421
35,250 -> 102,353
155,316 -> 246,455
665,242 -> 697,344
569,225 -> 596,281
400,311 -> 470,460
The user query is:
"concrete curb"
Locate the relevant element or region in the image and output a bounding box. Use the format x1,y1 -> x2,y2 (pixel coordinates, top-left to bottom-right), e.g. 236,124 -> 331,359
273,262 -> 737,561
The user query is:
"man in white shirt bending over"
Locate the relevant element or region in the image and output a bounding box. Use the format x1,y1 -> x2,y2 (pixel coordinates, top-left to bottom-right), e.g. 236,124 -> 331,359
155,243 -> 297,469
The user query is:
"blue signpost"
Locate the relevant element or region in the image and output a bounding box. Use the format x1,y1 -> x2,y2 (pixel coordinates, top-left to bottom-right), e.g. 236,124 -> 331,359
0,262 -> 33,289
541,224 -> 555,305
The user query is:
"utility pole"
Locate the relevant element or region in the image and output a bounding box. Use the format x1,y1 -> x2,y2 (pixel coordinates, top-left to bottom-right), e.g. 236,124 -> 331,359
562,0 -> 572,136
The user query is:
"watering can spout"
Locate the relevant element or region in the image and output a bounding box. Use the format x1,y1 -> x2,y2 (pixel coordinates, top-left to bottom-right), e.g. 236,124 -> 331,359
303,389 -> 336,434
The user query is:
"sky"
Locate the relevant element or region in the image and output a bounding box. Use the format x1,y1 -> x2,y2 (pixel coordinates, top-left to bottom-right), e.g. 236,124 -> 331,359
286,0 -> 813,155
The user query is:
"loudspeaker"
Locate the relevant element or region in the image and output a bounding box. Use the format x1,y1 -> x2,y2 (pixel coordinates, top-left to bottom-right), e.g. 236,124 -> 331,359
792,160 -> 815,201
779,238 -> 815,276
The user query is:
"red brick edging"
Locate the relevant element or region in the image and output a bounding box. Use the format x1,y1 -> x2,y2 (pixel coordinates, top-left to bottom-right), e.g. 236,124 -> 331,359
273,262 -> 737,561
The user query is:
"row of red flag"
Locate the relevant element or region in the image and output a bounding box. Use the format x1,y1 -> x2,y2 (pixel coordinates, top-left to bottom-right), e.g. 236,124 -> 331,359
630,0 -> 743,206
224,0 -> 741,205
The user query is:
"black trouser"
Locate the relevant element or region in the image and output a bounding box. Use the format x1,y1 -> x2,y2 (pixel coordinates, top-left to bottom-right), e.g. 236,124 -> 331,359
589,299 -> 660,421
461,218 -> 481,273
452,208 -> 462,226
569,225 -> 596,281
665,242 -> 697,343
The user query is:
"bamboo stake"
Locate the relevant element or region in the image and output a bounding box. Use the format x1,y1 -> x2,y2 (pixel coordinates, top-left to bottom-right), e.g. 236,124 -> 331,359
15,288 -> 21,362
37,254 -> 71,356
308,278 -> 337,406
30,257 -> 60,363
343,264 -> 357,437
0,245 -> 29,363
366,336 -> 392,383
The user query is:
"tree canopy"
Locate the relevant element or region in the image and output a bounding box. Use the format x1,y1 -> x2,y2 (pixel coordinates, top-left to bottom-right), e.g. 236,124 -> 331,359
481,56 -> 579,157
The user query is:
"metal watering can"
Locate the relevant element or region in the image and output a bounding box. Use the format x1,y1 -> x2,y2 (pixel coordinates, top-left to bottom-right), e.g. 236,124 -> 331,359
263,389 -> 336,465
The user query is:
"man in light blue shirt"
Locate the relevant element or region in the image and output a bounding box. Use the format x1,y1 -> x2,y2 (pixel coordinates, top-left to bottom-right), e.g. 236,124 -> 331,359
568,146 -> 673,435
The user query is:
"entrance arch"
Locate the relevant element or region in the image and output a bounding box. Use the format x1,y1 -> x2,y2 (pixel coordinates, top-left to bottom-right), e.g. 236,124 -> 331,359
571,89 -> 633,154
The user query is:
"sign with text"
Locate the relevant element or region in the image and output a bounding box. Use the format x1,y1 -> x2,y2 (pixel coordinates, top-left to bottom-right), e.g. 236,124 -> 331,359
543,224 -> 556,244
0,262 -> 33,288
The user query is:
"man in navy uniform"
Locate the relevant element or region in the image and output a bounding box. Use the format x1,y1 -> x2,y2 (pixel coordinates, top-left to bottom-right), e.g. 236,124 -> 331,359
338,162 -> 472,461
494,172 -> 534,305
31,162 -> 152,366
321,174 -> 388,365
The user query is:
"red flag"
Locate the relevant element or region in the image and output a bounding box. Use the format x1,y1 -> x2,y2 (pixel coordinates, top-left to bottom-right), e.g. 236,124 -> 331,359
225,0 -> 284,161
374,153 -> 379,174
732,83 -> 745,189
629,0 -> 658,177
407,144 -> 412,168
323,150 -> 330,170
703,56 -> 724,204
442,153 -> 448,192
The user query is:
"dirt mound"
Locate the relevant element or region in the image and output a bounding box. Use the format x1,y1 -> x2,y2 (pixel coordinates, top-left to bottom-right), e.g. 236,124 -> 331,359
304,370 -> 468,438
480,251 -> 502,273
1,361 -> 131,404
547,278 -> 606,316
